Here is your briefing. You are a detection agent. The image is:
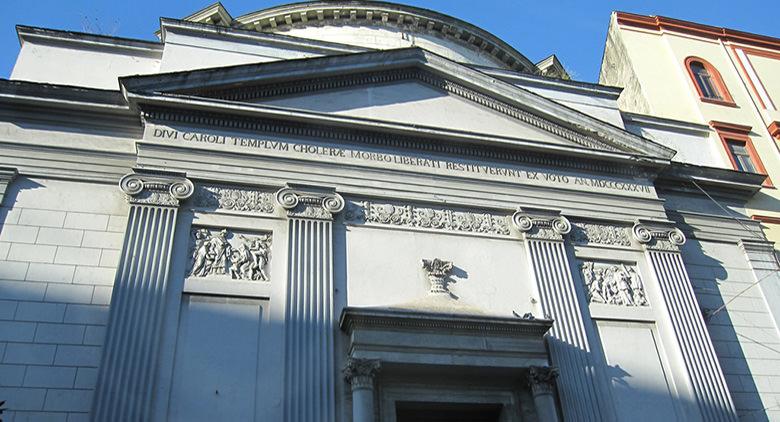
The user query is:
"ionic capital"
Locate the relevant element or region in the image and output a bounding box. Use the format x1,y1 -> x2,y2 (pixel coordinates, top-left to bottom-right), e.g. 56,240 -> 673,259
512,207 -> 571,241
528,365 -> 559,396
119,171 -> 194,207
275,185 -> 344,220
343,358 -> 381,391
632,219 -> 686,252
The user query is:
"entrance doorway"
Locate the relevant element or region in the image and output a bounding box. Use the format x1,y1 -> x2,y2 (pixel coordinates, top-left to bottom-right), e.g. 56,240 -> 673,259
395,401 -> 502,422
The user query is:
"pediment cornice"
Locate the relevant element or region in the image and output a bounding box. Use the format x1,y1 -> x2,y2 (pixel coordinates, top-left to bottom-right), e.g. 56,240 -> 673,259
120,48 -> 676,161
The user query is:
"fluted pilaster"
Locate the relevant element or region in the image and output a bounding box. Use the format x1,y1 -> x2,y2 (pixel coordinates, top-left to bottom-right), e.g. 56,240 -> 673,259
635,220 -> 737,421
91,171 -> 193,422
277,185 -> 345,422
513,207 -> 611,421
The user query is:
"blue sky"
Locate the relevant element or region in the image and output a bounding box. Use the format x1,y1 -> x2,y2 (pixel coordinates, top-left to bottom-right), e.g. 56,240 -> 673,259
2,0 -> 779,84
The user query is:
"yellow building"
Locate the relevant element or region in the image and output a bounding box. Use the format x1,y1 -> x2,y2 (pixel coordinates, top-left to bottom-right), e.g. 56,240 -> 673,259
601,12 -> 780,247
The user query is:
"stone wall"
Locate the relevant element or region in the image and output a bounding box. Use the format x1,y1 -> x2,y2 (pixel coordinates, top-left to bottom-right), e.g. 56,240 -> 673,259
0,177 -> 127,422
683,239 -> 780,421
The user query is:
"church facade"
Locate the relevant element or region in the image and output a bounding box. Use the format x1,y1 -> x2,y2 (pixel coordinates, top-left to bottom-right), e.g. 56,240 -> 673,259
1,2 -> 779,421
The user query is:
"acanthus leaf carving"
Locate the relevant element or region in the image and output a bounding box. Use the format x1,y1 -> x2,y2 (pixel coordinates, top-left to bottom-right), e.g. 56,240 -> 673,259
346,200 -> 511,236
422,258 -> 454,294
192,185 -> 275,214
580,261 -> 648,307
571,222 -> 632,247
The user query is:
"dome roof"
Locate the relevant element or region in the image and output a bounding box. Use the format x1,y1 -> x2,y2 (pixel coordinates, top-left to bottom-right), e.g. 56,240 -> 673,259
185,1 -> 537,72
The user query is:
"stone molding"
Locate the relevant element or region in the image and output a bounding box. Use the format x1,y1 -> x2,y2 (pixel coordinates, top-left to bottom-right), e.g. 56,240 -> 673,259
739,238 -> 777,255
189,69 -> 615,154
528,366 -> 559,395
345,200 -> 512,236
512,207 -> 571,241
0,166 -> 18,206
119,171 -> 194,207
191,184 -> 275,214
421,258 -> 454,294
632,219 -> 686,251
343,358 -> 381,390
570,221 -> 632,247
275,186 -> 344,220
140,106 -> 644,178
340,307 -> 553,337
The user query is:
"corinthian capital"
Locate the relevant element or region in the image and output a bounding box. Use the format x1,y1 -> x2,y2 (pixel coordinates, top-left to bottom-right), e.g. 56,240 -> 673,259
343,358 -> 381,392
512,207 -> 571,241
275,185 -> 344,220
632,219 -> 686,252
528,366 -> 559,395
119,171 -> 194,207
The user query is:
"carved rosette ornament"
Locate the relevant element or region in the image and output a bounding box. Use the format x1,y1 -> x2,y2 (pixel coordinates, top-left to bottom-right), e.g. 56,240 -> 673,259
422,258 -> 454,294
343,358 -> 382,390
512,208 -> 571,241
275,186 -> 345,220
528,366 -> 559,396
119,172 -> 194,207
632,220 -> 686,251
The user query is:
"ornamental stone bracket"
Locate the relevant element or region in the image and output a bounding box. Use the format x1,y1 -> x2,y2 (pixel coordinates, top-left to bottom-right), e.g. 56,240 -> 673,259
421,258 -> 454,294
632,219 -> 686,252
0,166 -> 18,207
275,185 -> 345,220
119,171 -> 194,207
512,207 -> 571,241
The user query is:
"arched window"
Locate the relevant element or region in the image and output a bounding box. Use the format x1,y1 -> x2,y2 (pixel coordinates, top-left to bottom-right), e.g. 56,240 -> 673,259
685,57 -> 734,105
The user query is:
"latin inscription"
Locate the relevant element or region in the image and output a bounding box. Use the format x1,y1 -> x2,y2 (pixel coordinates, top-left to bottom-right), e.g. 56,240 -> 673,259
150,127 -> 653,196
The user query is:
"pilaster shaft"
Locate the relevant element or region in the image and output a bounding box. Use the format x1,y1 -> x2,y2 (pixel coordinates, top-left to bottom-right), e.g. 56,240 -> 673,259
92,172 -> 193,422
740,239 -> 780,343
0,167 -> 17,207
513,208 -> 610,421
344,358 -> 381,422
277,186 -> 345,422
634,220 -> 738,421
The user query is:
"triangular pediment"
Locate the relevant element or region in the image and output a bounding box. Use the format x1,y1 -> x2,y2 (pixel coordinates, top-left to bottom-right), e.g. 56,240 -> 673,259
120,48 -> 676,160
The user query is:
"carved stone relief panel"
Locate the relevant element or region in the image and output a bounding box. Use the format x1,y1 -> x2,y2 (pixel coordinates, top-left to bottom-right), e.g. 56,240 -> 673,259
580,261 -> 648,307
345,200 -> 511,236
191,184 -> 276,214
189,227 -> 272,282
570,222 -> 632,247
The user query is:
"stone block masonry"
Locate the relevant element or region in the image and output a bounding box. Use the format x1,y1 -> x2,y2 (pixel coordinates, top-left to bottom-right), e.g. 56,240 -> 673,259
0,178 -> 128,422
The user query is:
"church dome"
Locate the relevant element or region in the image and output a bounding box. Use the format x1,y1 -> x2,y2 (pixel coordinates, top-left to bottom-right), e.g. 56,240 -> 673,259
187,1 -> 537,72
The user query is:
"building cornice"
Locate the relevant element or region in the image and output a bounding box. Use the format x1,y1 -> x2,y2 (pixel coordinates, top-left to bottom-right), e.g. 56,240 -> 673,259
120,48 -> 676,160
230,1 -> 537,73
622,112 -> 712,137
656,162 -> 765,198
16,25 -> 162,56
339,307 -> 553,337
473,65 -> 623,100
158,18 -> 371,55
616,11 -> 780,52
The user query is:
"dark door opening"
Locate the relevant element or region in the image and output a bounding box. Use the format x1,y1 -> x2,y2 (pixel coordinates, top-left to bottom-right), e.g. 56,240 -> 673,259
395,401 -> 502,422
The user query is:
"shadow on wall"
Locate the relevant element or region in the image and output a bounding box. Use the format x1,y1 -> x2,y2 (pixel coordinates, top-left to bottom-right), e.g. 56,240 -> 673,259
674,217 -> 771,422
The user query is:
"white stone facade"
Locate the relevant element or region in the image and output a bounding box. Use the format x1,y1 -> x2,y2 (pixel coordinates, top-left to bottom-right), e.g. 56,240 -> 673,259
0,2 -> 778,421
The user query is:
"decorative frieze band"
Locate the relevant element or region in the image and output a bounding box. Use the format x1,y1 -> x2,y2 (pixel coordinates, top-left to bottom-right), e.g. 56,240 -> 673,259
632,220 -> 686,251
345,200 -> 511,236
512,207 -> 571,241
119,172 -> 194,207
570,222 -> 632,247
191,184 -> 275,214
275,186 -> 344,220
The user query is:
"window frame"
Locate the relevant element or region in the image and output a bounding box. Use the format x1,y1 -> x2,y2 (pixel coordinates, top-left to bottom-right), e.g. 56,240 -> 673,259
710,121 -> 772,187
685,57 -> 736,106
